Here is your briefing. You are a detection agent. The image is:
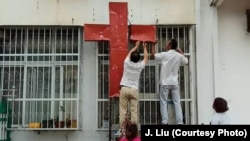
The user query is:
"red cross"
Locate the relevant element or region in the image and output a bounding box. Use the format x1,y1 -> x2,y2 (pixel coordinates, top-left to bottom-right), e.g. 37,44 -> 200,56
84,2 -> 156,98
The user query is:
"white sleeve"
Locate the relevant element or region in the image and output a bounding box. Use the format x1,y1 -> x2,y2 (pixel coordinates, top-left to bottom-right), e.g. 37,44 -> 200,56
140,61 -> 146,68
181,55 -> 188,65
154,52 -> 164,61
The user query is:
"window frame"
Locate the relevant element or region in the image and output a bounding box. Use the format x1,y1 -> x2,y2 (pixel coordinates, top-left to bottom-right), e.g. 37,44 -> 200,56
96,25 -> 197,129
0,26 -> 82,130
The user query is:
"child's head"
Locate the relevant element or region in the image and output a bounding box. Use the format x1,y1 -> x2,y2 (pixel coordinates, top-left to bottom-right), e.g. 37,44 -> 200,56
213,97 -> 229,113
125,123 -> 138,140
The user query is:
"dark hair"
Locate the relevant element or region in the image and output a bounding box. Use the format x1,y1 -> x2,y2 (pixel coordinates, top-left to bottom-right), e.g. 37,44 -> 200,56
126,123 -> 138,141
213,97 -> 229,113
130,51 -> 141,63
170,39 -> 177,50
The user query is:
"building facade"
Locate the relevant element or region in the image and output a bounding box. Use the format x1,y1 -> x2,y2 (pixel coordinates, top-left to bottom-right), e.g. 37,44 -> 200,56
0,0 -> 249,141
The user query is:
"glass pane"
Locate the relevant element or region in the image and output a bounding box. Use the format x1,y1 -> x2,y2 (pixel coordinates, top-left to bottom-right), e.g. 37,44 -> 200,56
98,101 -> 109,128
55,66 -> 78,98
27,28 -> 52,61
55,28 -> 79,54
26,67 -> 51,98
63,66 -> 78,98
179,66 -> 185,99
25,101 -> 51,124
55,28 -> 79,61
181,101 -> 192,124
139,66 -> 156,94
98,100 -> 119,129
98,41 -> 109,54
0,67 -> 24,99
55,67 -> 61,98
11,101 -> 23,125
98,57 -> 109,99
54,100 -> 78,128
139,101 -> 161,125
97,41 -> 112,129
0,28 -> 25,61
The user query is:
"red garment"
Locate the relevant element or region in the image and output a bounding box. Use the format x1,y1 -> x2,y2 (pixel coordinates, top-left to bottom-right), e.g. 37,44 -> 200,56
119,137 -> 141,141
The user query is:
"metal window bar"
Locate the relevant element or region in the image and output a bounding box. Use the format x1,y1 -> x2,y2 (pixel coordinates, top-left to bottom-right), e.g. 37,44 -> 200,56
97,41 -> 110,129
153,26 -> 193,125
0,26 -> 81,130
97,25 -> 195,129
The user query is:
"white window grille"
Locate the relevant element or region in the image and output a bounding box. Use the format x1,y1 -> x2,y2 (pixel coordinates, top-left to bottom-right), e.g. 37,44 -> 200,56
97,26 -> 196,129
0,26 -> 81,130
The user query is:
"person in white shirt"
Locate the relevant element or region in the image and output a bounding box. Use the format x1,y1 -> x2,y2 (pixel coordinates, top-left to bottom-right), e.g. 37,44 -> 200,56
118,40 -> 148,136
210,97 -> 230,125
151,39 -> 188,125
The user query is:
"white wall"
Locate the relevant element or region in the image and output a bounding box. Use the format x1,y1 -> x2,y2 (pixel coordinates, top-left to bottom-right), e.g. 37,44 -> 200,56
196,0 -> 250,124
0,1 -> 196,141
4,1 -> 250,141
7,0 -> 250,140
0,0 -> 195,25
196,0 -> 217,124
217,0 -> 250,124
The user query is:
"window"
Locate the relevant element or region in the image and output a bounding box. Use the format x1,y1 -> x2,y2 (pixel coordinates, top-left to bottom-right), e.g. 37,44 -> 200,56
97,26 -> 196,129
0,26 -> 81,130
139,26 -> 194,125
97,41 -> 110,129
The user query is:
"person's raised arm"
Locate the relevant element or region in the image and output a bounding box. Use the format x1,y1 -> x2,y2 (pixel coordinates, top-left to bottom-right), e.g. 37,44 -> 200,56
126,40 -> 140,59
176,48 -> 184,55
143,42 -> 148,64
151,41 -> 157,59
176,48 -> 188,65
151,43 -> 155,58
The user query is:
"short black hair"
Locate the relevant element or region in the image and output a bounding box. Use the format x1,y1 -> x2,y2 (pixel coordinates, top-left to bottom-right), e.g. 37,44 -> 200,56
126,123 -> 138,140
130,51 -> 140,63
213,97 -> 229,113
170,39 -> 177,50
